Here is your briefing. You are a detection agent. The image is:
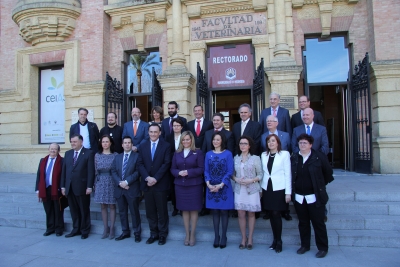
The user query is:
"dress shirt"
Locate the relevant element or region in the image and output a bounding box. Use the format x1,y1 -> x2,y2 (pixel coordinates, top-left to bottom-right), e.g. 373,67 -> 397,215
268,130 -> 278,135
174,134 -> 181,150
183,148 -> 190,158
79,124 -> 90,149
304,122 -> 314,133
169,115 -> 178,125
271,106 -> 280,116
196,117 -> 204,132
133,119 -> 142,133
241,118 -> 250,135
121,151 -> 131,184
295,149 -> 315,204
150,139 -> 160,150
74,147 -> 83,159
46,157 -> 56,186
214,127 -> 223,132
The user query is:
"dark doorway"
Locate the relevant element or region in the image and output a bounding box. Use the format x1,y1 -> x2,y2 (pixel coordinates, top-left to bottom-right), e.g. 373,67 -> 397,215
212,89 -> 251,131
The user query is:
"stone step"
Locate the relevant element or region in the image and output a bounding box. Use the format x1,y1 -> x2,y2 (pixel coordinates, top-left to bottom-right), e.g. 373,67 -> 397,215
1,214 -> 400,248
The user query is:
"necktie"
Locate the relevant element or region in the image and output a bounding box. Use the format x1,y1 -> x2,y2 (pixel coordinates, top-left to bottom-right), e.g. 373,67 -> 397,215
122,154 -> 128,179
133,121 -> 137,136
273,108 -> 277,116
45,158 -> 55,187
196,120 -> 201,136
241,121 -> 246,135
169,118 -> 173,133
151,143 -> 156,161
306,125 -> 311,135
214,129 -> 219,133
73,151 -> 78,166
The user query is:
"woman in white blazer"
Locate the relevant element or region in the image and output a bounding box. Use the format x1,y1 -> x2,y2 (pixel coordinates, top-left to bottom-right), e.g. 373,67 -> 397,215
261,134 -> 291,253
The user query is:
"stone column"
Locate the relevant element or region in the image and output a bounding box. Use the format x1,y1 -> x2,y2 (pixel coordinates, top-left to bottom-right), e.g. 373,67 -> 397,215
370,60 -> 400,173
170,0 -> 186,66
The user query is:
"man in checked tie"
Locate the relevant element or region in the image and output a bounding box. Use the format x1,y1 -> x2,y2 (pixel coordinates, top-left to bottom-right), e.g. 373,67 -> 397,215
35,143 -> 65,236
61,134 -> 95,239
291,108 -> 329,155
111,136 -> 142,242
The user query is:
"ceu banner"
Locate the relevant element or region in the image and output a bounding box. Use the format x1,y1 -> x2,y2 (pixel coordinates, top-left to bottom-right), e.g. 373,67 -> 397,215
207,44 -> 254,89
40,68 -> 65,143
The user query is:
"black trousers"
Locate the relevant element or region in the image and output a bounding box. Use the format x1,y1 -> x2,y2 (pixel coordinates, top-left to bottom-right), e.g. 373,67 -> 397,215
43,186 -> 64,234
294,198 -> 328,251
116,193 -> 141,235
67,187 -> 91,235
144,188 -> 169,238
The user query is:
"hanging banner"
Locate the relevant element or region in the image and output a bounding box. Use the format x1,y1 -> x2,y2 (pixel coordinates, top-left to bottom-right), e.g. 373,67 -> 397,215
207,44 -> 254,89
40,68 -> 65,143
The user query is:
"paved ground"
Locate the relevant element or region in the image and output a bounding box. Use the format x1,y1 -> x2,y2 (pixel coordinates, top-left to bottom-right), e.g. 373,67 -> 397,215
1,226 -> 400,267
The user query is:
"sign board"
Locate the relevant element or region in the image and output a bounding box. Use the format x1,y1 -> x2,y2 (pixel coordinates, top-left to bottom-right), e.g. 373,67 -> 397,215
279,97 -> 295,109
40,68 -> 65,143
190,13 -> 267,41
207,44 -> 254,89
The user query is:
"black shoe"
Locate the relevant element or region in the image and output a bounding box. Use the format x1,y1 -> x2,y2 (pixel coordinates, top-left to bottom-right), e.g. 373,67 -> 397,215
115,233 -> 131,241
316,250 -> 328,258
134,234 -> 141,243
199,208 -> 210,216
231,211 -> 238,218
269,239 -> 277,250
56,233 -> 63,237
43,231 -> 55,236
275,240 -> 282,253
146,236 -> 159,244
263,214 -> 270,220
158,236 -> 166,245
213,235 -> 220,248
172,209 -> 179,217
220,236 -> 227,249
297,247 -> 310,254
255,212 -> 260,219
81,234 -> 88,239
283,213 -> 292,221
65,232 -> 80,238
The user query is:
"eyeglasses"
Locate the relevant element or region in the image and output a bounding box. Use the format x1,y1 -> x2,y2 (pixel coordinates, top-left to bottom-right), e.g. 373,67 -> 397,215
173,125 -> 182,127
239,143 -> 249,146
266,120 -> 277,123
298,141 -> 310,145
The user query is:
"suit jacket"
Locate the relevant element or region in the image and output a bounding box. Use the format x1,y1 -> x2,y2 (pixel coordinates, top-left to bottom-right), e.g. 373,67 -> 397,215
291,124 -> 329,155
111,152 -> 140,199
69,121 -> 100,153
261,130 -> 291,153
187,119 -> 213,149
137,139 -> 172,192
170,149 -> 204,186
232,120 -> 262,155
201,128 -> 235,155
161,116 -> 187,139
291,110 -> 325,129
35,156 -> 64,191
259,106 -> 292,137
122,120 -> 149,150
60,147 -> 95,196
260,151 -> 291,194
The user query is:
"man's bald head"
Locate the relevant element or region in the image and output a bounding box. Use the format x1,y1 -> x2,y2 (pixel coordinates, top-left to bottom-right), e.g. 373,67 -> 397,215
302,108 -> 314,125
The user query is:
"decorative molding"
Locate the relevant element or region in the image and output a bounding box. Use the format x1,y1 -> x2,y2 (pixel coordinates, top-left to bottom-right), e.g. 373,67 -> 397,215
252,35 -> 269,45
189,41 -> 207,51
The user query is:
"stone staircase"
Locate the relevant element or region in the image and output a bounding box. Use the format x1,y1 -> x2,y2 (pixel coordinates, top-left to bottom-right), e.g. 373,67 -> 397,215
0,171 -> 400,248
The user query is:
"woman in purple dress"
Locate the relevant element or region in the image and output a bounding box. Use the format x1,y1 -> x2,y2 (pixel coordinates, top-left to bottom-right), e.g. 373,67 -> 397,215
205,132 -> 234,249
94,135 -> 118,239
170,131 -> 204,246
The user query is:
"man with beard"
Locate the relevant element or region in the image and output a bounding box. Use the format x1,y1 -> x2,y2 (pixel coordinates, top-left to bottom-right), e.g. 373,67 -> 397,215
161,101 -> 187,139
122,107 -> 149,152
70,108 -> 100,153
100,112 -> 123,153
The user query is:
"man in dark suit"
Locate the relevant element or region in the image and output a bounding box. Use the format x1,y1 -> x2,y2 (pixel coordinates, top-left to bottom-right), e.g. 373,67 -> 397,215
122,107 -> 149,152
232,103 -> 262,156
187,104 -> 213,149
291,95 -> 325,129
137,123 -> 172,245
61,134 -> 95,239
161,101 -> 187,139
292,108 -> 329,155
35,143 -> 65,236
100,112 -> 123,153
111,136 -> 142,242
202,112 -> 235,154
261,115 -> 291,152
259,93 -> 292,136
69,108 -> 99,153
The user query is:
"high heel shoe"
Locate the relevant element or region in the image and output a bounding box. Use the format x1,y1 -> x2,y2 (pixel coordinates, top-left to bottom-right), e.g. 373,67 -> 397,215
101,227 -> 110,239
275,240 -> 282,253
239,237 -> 247,250
184,235 -> 190,246
220,236 -> 227,249
189,235 -> 196,247
109,227 -> 115,240
213,235 -> 220,248
269,239 -> 277,250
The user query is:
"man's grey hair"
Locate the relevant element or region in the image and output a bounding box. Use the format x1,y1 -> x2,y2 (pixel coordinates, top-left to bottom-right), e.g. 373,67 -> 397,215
238,103 -> 252,113
269,92 -> 281,99
266,115 -> 279,123
49,143 -> 61,152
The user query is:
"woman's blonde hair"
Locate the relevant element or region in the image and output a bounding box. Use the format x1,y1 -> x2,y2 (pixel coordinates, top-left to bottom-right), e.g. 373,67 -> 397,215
176,131 -> 196,152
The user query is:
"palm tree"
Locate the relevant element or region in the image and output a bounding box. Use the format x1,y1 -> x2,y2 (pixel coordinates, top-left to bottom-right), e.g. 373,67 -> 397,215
130,54 -> 159,93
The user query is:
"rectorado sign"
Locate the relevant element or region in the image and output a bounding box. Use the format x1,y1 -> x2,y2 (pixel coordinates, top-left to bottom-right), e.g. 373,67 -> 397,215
207,44 -> 254,89
190,13 -> 266,41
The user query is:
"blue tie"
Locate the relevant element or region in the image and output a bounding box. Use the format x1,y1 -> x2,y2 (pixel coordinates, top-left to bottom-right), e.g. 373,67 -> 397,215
45,158 -> 55,187
151,143 -> 156,161
306,125 -> 311,135
122,154 -> 128,179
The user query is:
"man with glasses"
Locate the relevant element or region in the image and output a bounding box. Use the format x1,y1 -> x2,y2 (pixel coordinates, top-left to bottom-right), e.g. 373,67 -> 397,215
261,115 -> 291,153
291,96 -> 325,129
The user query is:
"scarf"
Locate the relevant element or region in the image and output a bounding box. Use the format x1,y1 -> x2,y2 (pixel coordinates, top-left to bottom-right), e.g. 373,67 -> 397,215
38,154 -> 63,201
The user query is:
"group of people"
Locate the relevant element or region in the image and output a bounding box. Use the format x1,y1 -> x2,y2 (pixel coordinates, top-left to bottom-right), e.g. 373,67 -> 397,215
35,94 -> 333,258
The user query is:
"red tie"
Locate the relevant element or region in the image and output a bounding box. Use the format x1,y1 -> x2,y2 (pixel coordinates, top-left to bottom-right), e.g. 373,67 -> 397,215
196,120 -> 201,136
